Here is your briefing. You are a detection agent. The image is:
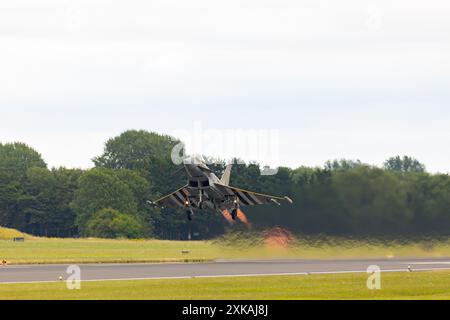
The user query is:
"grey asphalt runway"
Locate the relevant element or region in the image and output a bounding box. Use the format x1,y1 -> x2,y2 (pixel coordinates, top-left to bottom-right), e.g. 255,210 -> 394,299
1,258 -> 450,284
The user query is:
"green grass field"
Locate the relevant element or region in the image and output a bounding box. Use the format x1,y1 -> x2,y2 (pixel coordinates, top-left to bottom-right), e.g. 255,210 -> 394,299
0,271 -> 449,300
0,226 -> 32,240
2,237 -> 450,264
1,227 -> 449,300
1,226 -> 450,264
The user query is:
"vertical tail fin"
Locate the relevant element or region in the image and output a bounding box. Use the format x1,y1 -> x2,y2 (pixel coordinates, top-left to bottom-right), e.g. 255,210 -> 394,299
220,164 -> 232,185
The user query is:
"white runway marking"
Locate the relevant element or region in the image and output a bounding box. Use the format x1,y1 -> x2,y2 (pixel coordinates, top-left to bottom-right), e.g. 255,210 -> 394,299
405,261 -> 450,265
1,267 -> 450,285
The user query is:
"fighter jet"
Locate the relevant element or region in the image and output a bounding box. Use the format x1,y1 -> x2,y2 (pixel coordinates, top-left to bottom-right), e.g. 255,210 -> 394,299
147,155 -> 293,222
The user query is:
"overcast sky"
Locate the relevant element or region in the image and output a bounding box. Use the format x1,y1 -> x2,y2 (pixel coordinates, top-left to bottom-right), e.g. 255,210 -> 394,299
1,0 -> 449,172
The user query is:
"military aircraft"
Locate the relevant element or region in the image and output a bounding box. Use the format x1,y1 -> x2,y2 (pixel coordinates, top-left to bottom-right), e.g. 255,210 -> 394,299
147,155 -> 293,222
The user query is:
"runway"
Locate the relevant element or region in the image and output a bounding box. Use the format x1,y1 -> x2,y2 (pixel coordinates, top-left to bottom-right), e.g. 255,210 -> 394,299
1,258 -> 450,284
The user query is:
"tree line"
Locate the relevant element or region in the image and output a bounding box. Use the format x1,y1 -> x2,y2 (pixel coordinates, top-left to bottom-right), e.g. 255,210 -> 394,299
1,130 -> 449,239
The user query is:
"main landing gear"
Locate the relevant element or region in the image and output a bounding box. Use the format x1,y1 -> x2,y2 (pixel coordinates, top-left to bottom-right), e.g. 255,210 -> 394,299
185,197 -> 194,221
186,209 -> 194,221
231,208 -> 238,221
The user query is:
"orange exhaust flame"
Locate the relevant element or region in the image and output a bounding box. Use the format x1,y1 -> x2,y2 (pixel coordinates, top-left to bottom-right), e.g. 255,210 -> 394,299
221,209 -> 235,225
237,209 -> 252,230
263,227 -> 295,248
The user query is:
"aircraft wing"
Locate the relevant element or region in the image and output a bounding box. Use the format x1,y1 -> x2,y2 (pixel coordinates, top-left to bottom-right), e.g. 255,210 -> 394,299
216,185 -> 293,207
148,185 -> 197,209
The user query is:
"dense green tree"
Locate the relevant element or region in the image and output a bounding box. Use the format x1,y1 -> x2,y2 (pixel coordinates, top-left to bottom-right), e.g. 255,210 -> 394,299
51,168 -> 84,236
85,208 -> 144,239
0,142 -> 47,179
0,172 -> 25,229
114,169 -> 157,235
114,169 -> 152,212
290,166 -> 317,184
325,159 -> 364,171
0,143 -> 47,231
93,130 -> 184,194
405,173 -> 450,234
384,156 -> 426,173
332,166 -> 412,235
287,168 -> 337,234
22,167 -> 55,235
71,168 -> 138,234
93,130 -> 213,239
22,167 -> 83,236
93,130 -> 178,171
2,137 -> 450,239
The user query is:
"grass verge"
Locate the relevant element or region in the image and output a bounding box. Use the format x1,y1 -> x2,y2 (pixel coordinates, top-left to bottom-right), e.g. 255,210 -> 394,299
2,227 -> 450,265
1,236 -> 450,265
0,271 -> 449,300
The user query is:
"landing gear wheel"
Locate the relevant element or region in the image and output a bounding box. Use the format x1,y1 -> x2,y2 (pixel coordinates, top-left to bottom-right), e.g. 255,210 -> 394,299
186,210 -> 194,221
231,209 -> 238,221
